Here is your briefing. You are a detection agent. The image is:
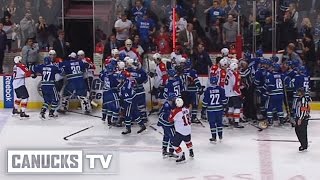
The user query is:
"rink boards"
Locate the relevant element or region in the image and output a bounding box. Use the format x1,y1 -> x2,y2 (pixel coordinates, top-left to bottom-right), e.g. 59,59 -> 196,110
0,75 -> 320,110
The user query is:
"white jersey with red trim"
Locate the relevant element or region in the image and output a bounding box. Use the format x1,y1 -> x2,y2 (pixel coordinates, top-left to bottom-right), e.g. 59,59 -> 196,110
225,69 -> 241,97
82,58 -> 95,78
169,107 -> 191,136
154,62 -> 168,88
13,63 -> 31,89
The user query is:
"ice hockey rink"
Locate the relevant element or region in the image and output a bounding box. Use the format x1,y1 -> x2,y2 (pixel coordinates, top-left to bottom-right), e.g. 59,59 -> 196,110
0,109 -> 319,180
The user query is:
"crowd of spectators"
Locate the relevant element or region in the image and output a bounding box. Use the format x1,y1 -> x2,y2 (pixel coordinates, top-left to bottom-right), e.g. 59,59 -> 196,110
108,0 -> 320,75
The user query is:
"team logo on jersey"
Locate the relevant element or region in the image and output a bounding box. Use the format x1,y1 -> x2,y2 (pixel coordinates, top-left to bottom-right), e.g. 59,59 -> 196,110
3,76 -> 14,108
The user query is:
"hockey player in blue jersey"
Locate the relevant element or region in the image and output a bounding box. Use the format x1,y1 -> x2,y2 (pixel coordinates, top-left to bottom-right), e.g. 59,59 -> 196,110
292,66 -> 310,119
164,69 -> 183,99
126,59 -> 148,123
117,73 -> 146,135
202,76 -> 227,142
254,59 -> 268,119
32,57 -> 62,119
100,64 -> 120,126
59,52 -> 92,113
264,64 -> 285,126
183,60 -> 203,123
158,92 -> 179,158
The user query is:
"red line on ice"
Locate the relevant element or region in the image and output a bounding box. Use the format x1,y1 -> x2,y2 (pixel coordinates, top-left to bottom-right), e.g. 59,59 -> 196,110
258,130 -> 274,180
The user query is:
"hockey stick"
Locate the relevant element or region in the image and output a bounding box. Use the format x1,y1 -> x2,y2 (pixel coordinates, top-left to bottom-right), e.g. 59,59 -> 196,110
68,110 -> 102,119
282,79 -> 291,121
146,55 -> 155,116
149,124 -> 164,135
249,122 -> 264,131
63,126 -> 94,141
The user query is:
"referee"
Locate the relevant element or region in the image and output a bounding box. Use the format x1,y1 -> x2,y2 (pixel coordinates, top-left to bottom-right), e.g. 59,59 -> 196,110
294,88 -> 310,152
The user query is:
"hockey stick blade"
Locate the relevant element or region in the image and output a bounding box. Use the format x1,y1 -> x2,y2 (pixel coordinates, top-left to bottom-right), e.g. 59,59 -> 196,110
249,123 -> 263,131
68,110 -> 102,119
149,125 -> 163,135
63,126 -> 94,141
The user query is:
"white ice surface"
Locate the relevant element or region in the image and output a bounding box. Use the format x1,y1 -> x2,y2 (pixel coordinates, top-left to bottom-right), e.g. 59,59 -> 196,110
0,109 -> 319,180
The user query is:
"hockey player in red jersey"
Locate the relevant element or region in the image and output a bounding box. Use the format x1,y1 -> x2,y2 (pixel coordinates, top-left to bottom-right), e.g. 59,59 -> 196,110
169,98 -> 194,163
119,39 -> 141,63
210,57 -> 229,88
225,62 -> 244,128
12,56 -> 31,118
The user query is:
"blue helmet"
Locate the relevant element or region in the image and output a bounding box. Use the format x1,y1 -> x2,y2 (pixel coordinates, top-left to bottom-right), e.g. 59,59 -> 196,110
116,73 -> 126,81
168,69 -> 176,77
259,58 -> 266,65
119,52 -> 126,61
271,56 -> 279,63
210,76 -> 218,85
106,64 -> 115,74
167,92 -> 176,101
185,60 -> 192,69
273,63 -> 281,72
256,49 -> 263,57
298,66 -> 306,74
292,59 -> 301,67
44,57 -> 52,65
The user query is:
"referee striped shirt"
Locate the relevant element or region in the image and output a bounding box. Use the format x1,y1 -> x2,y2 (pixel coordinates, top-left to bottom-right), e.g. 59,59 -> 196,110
295,96 -> 310,120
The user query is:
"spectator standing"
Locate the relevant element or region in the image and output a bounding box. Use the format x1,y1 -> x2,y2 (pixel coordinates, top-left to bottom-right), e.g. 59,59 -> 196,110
18,0 -> 38,21
0,22 -> 7,73
192,43 -> 212,75
136,13 -> 156,51
20,11 -> 36,45
302,33 -> 316,74
52,30 -> 70,59
131,0 -> 147,24
103,34 -> 120,60
189,0 -> 208,31
21,38 -> 39,68
132,34 -> 144,55
114,13 -> 133,47
288,3 -> 299,28
256,0 -> 271,25
2,14 -> 14,52
262,16 -> 273,52
178,23 -> 198,55
224,0 -> 240,17
222,14 -> 238,48
149,0 -> 163,25
300,18 -> 313,38
204,1 -> 225,50
40,0 -> 61,38
154,26 -> 171,54
4,0 -> 18,23
279,12 -> 296,50
35,16 -> 49,50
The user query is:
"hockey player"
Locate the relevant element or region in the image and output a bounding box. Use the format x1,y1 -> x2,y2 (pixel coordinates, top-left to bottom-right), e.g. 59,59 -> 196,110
210,57 -> 229,88
202,76 -> 227,142
100,64 -> 120,126
117,73 -> 146,135
32,57 -> 62,119
158,92 -> 179,158
149,53 -> 168,112
119,39 -> 140,62
294,87 -> 310,151
169,98 -> 194,163
264,64 -> 285,126
183,60 -> 203,123
292,66 -> 310,120
225,62 -> 244,128
127,59 -> 148,123
59,52 -> 92,113
164,69 -> 183,99
105,49 -> 121,67
77,50 -> 96,95
12,56 -> 31,118
254,59 -> 268,119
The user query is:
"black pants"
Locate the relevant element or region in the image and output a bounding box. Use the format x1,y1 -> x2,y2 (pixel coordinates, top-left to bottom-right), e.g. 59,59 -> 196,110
295,119 -> 308,148
0,50 -> 4,73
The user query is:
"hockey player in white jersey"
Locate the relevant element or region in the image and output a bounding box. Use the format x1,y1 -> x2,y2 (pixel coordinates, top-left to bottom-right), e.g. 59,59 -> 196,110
169,98 -> 194,163
12,56 -> 31,118
225,62 -> 244,128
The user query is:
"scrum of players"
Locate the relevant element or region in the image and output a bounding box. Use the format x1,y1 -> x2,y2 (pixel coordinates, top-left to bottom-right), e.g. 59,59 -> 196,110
10,38 -> 310,163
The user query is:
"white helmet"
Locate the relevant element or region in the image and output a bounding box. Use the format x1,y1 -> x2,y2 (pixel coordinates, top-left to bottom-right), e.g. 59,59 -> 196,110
69,52 -> 77,58
126,58 -> 134,65
180,57 -> 186,63
111,49 -> 119,56
14,56 -> 22,64
125,39 -> 133,50
77,50 -> 85,56
48,50 -> 56,55
118,61 -> 125,70
153,53 -> 161,60
229,62 -> 238,71
175,98 -> 184,108
123,57 -> 130,62
219,57 -> 229,68
230,58 -> 239,65
221,48 -> 229,57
